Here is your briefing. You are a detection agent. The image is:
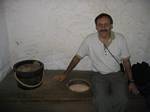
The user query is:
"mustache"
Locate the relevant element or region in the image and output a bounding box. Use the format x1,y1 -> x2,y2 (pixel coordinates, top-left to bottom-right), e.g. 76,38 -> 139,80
99,29 -> 109,32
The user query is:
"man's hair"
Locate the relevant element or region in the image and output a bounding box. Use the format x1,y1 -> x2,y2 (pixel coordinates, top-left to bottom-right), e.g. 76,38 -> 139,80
95,13 -> 113,25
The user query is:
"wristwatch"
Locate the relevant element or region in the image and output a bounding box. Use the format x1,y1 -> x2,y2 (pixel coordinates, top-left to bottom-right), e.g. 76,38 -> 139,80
128,79 -> 135,83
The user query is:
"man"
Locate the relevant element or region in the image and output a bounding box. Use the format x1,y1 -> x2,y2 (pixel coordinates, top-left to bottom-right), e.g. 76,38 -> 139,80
54,13 -> 139,112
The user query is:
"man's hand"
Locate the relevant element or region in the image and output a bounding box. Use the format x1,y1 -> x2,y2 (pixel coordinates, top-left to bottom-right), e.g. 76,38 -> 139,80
53,74 -> 67,82
128,83 -> 140,95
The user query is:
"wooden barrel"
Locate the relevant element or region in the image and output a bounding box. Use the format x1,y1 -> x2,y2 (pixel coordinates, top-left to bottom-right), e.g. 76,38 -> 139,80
13,60 -> 44,89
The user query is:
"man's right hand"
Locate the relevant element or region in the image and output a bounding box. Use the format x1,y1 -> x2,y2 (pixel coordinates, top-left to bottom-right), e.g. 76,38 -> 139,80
52,74 -> 67,82
52,55 -> 81,82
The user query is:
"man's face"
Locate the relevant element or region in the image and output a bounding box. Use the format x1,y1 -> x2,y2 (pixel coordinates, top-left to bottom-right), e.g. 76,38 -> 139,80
96,16 -> 112,37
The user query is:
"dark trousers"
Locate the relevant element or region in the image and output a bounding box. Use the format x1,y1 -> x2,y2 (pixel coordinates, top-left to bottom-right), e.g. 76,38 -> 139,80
91,71 -> 128,112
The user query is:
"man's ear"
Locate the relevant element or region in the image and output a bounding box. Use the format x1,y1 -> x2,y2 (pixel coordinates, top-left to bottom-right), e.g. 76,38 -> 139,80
95,26 -> 98,31
111,24 -> 113,29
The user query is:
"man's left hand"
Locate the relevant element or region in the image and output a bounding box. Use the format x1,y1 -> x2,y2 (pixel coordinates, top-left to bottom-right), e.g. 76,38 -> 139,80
128,83 -> 140,95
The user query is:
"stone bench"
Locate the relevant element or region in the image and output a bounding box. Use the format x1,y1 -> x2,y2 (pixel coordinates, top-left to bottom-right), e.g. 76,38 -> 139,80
0,70 -> 147,112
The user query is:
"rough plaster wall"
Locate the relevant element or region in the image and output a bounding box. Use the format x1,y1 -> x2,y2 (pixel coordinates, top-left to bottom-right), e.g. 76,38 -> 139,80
4,0 -> 150,70
0,0 -> 10,81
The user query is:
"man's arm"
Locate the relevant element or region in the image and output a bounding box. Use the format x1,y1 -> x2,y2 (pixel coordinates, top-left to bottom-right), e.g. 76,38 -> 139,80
53,55 -> 81,81
64,55 -> 81,75
122,58 -> 133,81
123,58 -> 139,94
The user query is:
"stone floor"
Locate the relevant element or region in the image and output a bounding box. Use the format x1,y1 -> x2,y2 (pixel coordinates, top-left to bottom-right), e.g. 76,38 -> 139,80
0,70 -> 148,112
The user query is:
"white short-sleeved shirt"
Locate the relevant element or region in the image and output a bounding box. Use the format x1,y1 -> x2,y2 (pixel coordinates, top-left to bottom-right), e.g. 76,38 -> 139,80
76,32 -> 130,74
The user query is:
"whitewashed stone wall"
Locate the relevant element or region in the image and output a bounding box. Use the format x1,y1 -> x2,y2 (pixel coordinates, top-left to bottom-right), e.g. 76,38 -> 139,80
0,0 -> 10,81
4,0 -> 150,70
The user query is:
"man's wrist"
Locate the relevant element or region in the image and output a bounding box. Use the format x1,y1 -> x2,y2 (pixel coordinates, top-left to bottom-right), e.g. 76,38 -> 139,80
128,79 -> 135,84
63,71 -> 69,76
